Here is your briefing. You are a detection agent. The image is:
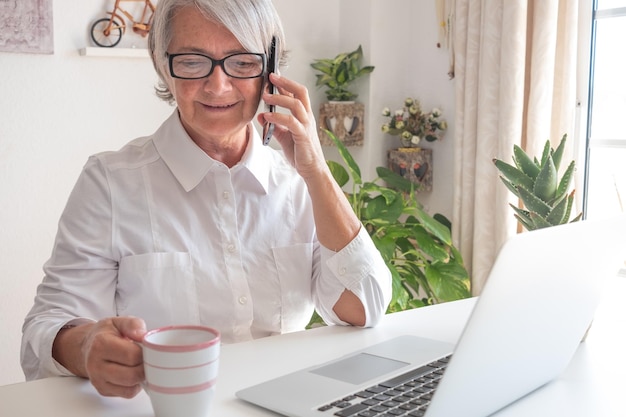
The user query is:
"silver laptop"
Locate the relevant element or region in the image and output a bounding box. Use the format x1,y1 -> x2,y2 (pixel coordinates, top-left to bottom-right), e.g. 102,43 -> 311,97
236,216 -> 626,417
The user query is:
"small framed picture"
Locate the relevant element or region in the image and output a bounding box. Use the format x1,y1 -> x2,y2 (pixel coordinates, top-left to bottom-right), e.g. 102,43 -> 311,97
0,0 -> 54,54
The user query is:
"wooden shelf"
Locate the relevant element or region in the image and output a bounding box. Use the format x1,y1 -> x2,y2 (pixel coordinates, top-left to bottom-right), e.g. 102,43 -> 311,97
79,47 -> 149,58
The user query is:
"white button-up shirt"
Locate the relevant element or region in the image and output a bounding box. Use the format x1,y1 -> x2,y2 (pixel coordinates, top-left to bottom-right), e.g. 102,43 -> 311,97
21,111 -> 391,379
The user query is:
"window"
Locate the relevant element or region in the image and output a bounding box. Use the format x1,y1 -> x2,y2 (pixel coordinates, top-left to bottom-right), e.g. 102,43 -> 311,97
583,1 -> 626,218
583,0 -> 626,274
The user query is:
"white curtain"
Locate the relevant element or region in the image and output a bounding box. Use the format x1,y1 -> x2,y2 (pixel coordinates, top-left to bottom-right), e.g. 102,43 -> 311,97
451,0 -> 580,294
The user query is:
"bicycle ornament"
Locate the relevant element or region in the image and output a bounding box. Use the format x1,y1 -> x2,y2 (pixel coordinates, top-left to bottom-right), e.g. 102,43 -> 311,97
90,0 -> 156,48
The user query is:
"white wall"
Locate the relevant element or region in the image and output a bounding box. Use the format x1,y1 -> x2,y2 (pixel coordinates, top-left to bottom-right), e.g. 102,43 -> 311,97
0,0 -> 454,385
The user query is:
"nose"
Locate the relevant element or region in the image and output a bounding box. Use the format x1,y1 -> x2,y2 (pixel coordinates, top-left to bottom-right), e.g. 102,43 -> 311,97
203,63 -> 232,93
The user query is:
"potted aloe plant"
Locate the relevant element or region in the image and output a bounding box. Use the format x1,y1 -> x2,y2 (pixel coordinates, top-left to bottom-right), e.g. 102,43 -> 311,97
308,130 -> 471,327
310,45 -> 374,146
493,134 -> 583,231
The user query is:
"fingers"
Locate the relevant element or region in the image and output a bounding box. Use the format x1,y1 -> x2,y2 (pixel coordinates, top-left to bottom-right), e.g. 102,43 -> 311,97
269,73 -> 311,112
111,316 -> 147,342
262,77 -> 314,140
83,317 -> 146,398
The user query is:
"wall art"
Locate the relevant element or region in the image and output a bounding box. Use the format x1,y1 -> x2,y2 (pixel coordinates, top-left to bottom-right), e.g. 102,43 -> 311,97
0,0 -> 53,54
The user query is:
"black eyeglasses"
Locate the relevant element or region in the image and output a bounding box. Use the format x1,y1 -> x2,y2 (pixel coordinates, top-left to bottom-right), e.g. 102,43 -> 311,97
167,52 -> 266,80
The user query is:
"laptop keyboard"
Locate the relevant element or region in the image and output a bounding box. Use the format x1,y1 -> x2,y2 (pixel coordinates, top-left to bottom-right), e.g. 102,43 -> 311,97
316,355 -> 451,417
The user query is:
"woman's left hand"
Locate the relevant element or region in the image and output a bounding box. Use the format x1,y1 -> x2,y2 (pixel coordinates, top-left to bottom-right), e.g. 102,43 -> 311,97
257,73 -> 327,181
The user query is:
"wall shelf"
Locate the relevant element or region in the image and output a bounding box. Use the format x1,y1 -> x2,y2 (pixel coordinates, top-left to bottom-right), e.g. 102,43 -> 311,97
79,47 -> 149,58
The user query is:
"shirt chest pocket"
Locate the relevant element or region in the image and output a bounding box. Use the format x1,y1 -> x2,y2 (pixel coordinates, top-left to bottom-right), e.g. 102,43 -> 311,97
116,252 -> 199,329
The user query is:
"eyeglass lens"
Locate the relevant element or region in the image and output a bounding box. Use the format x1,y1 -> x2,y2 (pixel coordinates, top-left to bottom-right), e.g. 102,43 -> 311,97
170,53 -> 265,79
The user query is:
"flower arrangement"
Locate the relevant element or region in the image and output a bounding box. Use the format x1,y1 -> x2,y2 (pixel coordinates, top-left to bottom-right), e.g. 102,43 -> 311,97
381,97 -> 447,147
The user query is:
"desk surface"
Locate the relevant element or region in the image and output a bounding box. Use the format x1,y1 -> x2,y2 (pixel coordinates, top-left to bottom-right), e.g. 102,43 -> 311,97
2,278 -> 625,417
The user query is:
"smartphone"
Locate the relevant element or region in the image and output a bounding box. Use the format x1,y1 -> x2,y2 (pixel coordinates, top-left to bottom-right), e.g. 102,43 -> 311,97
262,36 -> 278,145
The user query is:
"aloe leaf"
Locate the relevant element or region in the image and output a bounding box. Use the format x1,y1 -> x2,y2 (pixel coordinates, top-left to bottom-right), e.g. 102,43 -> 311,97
325,129 -> 361,184
499,176 -> 521,198
533,154 -> 557,201
551,134 -> 567,171
513,145 -> 540,179
517,185 -> 551,217
514,213 -> 536,230
556,160 -> 575,198
540,139 -> 551,166
546,193 -> 569,225
509,204 -> 531,223
529,212 -> 553,229
570,212 -> 583,223
493,159 -> 534,191
562,190 -> 575,224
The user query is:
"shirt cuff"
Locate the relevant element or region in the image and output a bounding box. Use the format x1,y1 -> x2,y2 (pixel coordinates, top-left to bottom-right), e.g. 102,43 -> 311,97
322,226 -> 380,289
316,226 -> 391,327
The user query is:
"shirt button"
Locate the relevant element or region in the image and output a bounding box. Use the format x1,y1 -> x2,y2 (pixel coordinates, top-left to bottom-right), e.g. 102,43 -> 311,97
227,244 -> 236,253
339,267 -> 347,276
238,296 -> 248,305
222,191 -> 230,199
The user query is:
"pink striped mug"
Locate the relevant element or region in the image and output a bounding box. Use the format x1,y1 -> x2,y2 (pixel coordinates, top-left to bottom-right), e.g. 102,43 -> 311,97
142,325 -> 221,417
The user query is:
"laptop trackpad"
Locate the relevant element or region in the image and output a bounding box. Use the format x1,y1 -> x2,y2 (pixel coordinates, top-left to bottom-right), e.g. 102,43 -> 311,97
310,352 -> 409,385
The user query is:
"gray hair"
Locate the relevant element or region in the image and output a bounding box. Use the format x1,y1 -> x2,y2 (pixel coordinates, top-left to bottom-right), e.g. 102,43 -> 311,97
148,0 -> 286,104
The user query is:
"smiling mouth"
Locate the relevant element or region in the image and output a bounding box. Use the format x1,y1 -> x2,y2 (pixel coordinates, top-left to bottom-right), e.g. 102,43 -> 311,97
204,102 -> 236,110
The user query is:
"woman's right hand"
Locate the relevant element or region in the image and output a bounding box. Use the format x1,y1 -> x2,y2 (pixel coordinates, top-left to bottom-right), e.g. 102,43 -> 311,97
52,316 -> 147,398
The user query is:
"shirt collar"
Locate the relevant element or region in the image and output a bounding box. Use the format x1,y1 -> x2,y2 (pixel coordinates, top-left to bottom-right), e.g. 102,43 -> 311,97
153,110 -> 271,194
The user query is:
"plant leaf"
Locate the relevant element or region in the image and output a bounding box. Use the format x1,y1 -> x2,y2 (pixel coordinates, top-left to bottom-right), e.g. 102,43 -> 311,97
551,133 -> 567,171
556,160 -> 575,198
413,226 -> 450,262
517,184 -> 551,217
540,139 -> 552,167
499,176 -> 521,198
529,212 -> 553,229
546,192 -> 569,225
533,153 -> 558,201
377,166 -> 414,192
493,159 -> 534,191
433,213 -> 452,232
513,144 -> 540,179
413,207 -> 452,245
364,194 -> 404,224
326,160 -> 349,187
425,263 -> 471,302
325,129 -> 361,184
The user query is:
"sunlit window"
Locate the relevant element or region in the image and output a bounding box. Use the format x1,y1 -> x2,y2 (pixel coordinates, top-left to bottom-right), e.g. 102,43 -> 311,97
583,1 -> 626,274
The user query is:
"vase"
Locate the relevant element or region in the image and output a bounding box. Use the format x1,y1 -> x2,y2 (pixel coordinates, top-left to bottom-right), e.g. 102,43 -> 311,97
387,147 -> 433,192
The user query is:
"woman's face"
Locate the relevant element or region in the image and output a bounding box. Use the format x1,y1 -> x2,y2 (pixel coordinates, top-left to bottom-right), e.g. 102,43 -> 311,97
165,5 -> 264,145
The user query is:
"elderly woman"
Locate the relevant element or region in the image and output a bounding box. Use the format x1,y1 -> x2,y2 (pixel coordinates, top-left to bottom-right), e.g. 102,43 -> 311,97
21,0 -> 391,399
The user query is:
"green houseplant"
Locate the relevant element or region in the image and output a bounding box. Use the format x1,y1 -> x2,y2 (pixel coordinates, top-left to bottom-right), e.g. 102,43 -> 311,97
308,131 -> 471,327
493,134 -> 583,231
310,45 -> 375,102
310,45 -> 375,146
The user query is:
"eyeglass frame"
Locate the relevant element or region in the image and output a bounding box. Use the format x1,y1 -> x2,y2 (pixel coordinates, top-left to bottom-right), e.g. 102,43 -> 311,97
166,52 -> 267,80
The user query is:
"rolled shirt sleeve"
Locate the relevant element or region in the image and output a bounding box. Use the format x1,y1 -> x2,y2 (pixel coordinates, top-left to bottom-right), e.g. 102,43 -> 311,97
314,226 -> 392,327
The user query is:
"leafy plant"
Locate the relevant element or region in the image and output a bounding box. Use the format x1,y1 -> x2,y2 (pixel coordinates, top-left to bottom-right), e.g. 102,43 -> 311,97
493,134 -> 583,231
310,45 -> 375,101
309,131 -> 470,327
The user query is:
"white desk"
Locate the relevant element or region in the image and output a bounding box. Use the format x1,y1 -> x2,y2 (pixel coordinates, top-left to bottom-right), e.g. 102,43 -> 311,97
2,277 -> 625,417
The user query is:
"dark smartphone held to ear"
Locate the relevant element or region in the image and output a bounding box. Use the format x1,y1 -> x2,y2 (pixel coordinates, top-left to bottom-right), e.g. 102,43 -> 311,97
262,36 -> 278,146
